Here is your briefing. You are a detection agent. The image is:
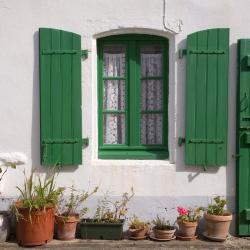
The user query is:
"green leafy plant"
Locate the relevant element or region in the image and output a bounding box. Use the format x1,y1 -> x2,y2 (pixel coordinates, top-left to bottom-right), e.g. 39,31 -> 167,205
152,215 -> 174,230
207,196 -> 228,216
129,216 -> 149,230
13,169 -> 64,219
56,185 -> 98,218
91,187 -> 134,223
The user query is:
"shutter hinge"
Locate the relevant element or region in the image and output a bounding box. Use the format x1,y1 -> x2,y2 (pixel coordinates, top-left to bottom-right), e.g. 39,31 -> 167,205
232,154 -> 241,159
178,137 -> 185,146
82,138 -> 89,147
81,50 -> 89,59
179,49 -> 187,59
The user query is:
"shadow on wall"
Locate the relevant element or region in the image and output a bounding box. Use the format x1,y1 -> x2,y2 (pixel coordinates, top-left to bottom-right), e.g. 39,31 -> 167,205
31,31 -> 79,174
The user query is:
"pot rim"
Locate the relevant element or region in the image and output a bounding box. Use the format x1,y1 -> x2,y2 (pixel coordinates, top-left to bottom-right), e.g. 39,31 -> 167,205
55,214 -> 79,223
204,212 -> 232,221
153,227 -> 176,233
177,219 -> 198,226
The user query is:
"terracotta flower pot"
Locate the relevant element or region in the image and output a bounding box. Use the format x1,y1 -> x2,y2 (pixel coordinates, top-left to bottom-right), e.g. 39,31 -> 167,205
178,220 -> 198,238
129,224 -> 149,238
16,206 -> 55,246
153,227 -> 176,239
204,212 -> 232,240
55,214 -> 79,241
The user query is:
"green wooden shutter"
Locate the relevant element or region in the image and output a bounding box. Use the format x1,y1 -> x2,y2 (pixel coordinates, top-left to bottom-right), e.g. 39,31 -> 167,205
185,28 -> 229,166
237,39 -> 250,235
39,28 -> 82,165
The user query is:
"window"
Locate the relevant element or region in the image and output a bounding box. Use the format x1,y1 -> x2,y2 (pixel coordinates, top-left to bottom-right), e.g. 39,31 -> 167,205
97,34 -> 168,159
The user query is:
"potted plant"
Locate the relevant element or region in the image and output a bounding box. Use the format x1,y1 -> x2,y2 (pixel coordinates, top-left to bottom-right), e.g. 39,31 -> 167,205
0,152 -> 27,242
128,216 -> 149,239
151,215 -> 176,240
177,206 -> 202,240
203,196 -> 232,241
55,186 -> 98,241
13,170 -> 63,246
80,188 -> 134,240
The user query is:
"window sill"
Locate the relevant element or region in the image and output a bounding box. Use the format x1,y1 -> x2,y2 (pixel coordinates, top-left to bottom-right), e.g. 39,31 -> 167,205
98,149 -> 168,160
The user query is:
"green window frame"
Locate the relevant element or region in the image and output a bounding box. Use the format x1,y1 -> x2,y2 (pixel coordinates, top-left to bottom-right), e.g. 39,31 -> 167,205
97,34 -> 169,159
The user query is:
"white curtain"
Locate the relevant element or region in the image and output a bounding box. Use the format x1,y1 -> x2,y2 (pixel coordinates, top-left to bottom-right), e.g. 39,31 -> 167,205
103,48 -> 125,144
140,53 -> 163,144
103,48 -> 163,145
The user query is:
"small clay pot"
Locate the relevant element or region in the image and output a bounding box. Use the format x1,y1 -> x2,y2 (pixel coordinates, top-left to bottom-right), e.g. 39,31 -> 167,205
204,212 -> 232,240
153,227 -> 176,239
178,220 -> 198,238
129,224 -> 149,237
55,214 -> 79,241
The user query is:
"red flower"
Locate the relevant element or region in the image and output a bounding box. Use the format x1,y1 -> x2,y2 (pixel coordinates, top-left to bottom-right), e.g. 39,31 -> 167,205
177,206 -> 188,216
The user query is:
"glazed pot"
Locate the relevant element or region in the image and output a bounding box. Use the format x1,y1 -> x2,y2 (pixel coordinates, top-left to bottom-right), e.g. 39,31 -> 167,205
129,224 -> 149,238
153,227 -> 176,239
0,211 -> 10,242
16,206 -> 55,246
178,220 -> 198,238
55,214 -> 79,240
204,212 -> 232,240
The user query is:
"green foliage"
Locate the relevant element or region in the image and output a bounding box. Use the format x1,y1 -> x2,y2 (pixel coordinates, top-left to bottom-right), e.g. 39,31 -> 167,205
207,196 -> 228,216
177,207 -> 203,222
14,169 -> 63,216
93,187 -> 134,223
57,185 -> 98,218
129,216 -> 148,230
152,215 -> 173,230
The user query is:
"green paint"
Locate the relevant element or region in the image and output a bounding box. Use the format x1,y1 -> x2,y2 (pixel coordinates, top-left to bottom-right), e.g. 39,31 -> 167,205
39,28 -> 82,165
237,39 -> 250,235
97,34 -> 169,159
185,28 -> 229,166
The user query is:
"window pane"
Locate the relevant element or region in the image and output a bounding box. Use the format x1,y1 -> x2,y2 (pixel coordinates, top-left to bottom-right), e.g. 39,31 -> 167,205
104,80 -> 125,110
104,114 -> 125,144
141,80 -> 163,111
103,46 -> 125,77
140,114 -> 163,144
140,45 -> 162,77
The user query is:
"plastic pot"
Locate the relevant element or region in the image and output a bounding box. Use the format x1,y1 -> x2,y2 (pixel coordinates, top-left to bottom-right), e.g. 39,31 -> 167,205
80,219 -> 124,240
153,227 -> 176,239
16,206 -> 55,246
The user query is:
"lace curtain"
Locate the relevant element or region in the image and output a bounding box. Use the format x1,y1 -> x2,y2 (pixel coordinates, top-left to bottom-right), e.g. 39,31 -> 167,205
103,45 -> 163,145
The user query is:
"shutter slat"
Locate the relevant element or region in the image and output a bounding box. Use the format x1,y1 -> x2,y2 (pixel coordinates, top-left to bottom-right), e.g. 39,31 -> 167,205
72,34 -> 82,164
196,31 -> 207,165
206,29 -> 218,165
51,30 -> 62,165
40,29 -> 52,165
185,33 -> 197,165
185,28 -> 229,166
61,31 -> 73,164
216,29 -> 229,164
39,28 -> 82,165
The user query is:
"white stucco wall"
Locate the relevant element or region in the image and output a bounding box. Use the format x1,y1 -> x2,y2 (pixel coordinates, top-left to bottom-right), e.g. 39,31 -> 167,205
0,0 -> 243,228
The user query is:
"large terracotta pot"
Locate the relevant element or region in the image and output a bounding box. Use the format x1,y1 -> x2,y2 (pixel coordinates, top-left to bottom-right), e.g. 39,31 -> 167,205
153,227 -> 176,239
55,215 -> 79,240
129,224 -> 149,238
178,220 -> 197,238
16,206 -> 55,246
204,212 -> 232,239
